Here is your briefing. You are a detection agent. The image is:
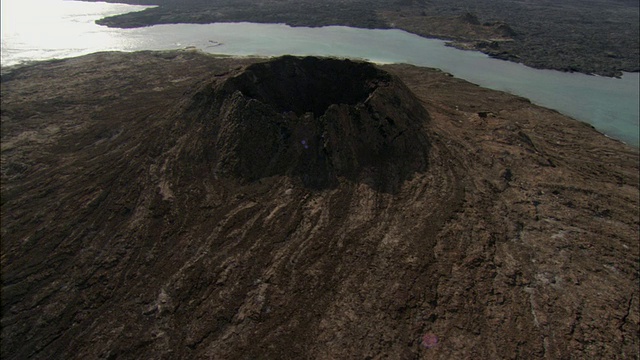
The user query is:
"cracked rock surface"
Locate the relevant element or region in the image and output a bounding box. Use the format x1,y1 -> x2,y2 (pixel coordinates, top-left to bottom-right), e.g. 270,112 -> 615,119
1,52 -> 638,359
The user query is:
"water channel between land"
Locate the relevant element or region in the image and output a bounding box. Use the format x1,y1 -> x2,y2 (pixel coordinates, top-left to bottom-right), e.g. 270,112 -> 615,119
2,0 -> 638,146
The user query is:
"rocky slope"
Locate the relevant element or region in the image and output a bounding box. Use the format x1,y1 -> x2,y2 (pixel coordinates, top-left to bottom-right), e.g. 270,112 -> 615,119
1,52 -> 638,359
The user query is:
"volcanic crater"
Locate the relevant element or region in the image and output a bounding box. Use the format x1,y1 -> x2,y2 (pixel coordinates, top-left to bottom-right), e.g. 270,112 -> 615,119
184,56 -> 431,191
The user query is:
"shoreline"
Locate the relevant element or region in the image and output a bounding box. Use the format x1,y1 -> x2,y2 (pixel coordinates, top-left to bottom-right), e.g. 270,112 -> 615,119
2,49 -> 638,148
81,0 -> 639,78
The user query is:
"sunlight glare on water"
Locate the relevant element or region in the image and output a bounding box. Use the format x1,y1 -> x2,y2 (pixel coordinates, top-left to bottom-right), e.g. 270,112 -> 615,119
1,0 -> 152,66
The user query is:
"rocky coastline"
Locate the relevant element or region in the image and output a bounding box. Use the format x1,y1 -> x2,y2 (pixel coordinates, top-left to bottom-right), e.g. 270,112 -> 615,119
83,0 -> 640,77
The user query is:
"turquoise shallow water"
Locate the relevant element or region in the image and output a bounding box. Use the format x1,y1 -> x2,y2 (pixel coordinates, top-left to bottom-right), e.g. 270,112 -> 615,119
2,1 -> 638,147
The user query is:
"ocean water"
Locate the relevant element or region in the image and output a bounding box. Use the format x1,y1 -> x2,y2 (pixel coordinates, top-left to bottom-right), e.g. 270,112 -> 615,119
1,0 -> 638,147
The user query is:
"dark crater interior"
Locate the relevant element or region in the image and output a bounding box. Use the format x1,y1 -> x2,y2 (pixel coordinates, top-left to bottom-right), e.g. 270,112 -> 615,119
222,56 -> 391,117
187,56 -> 431,192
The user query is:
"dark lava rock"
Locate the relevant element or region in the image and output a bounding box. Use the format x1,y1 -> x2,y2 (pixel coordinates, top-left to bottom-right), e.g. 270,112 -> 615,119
459,12 -> 481,25
182,56 -> 430,191
1,52 -> 638,360
494,22 -> 517,37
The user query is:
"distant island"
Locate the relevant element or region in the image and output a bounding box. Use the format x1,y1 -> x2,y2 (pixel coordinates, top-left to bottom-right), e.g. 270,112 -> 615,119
82,0 -> 640,77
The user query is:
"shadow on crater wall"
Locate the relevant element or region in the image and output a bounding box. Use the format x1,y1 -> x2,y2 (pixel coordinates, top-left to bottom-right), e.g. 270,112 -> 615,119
183,56 -> 432,193
223,56 -> 390,117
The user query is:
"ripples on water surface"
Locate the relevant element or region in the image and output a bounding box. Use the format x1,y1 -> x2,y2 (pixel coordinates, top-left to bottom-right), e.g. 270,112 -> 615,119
1,0 -> 638,146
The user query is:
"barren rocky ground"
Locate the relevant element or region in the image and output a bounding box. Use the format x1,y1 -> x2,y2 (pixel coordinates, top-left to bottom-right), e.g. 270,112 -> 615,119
84,0 -> 640,77
1,52 -> 639,359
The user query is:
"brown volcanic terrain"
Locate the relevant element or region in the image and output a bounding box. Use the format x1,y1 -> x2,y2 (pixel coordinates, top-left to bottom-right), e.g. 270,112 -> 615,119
1,52 -> 639,359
